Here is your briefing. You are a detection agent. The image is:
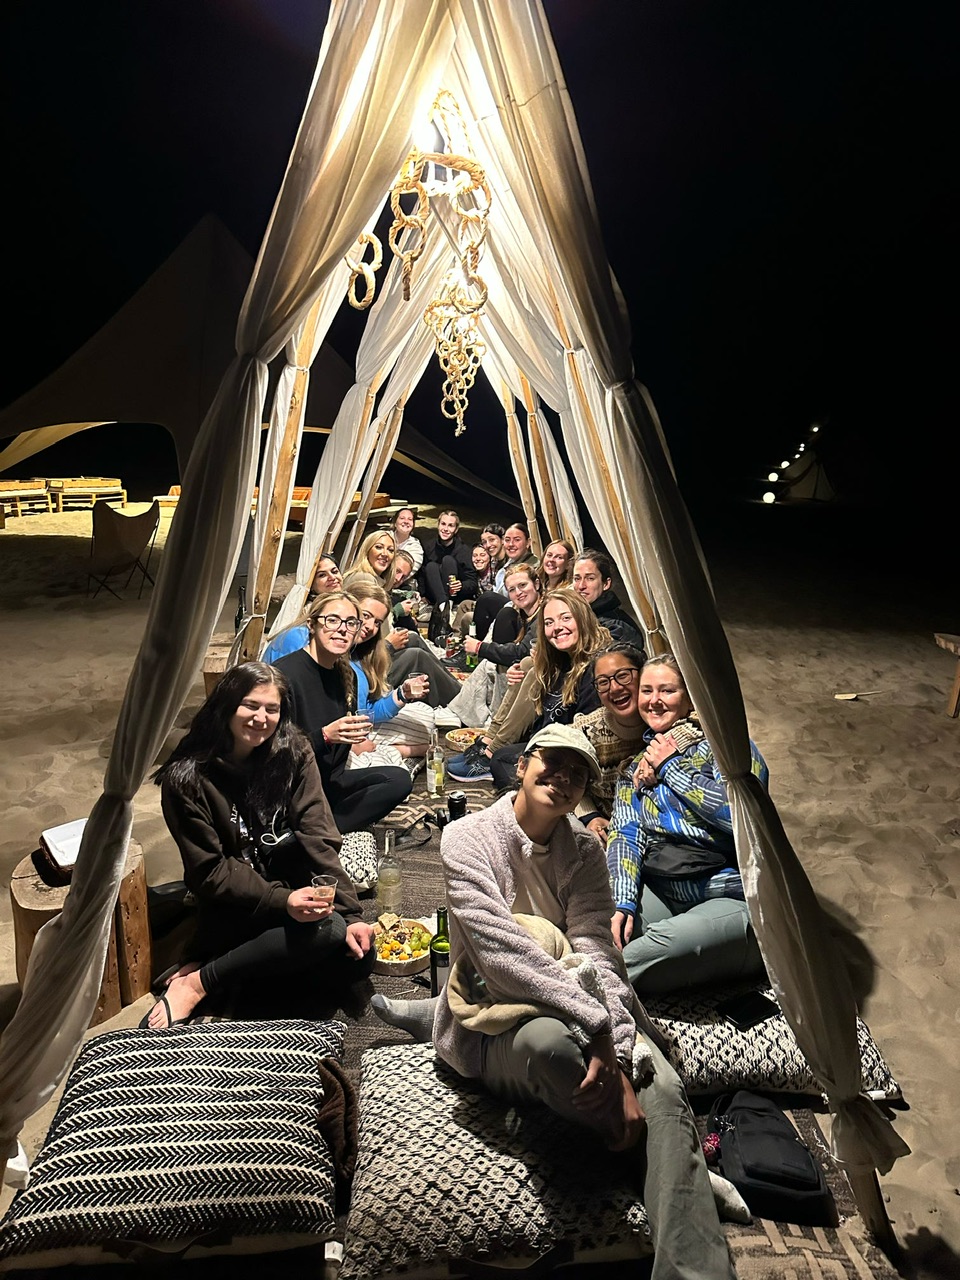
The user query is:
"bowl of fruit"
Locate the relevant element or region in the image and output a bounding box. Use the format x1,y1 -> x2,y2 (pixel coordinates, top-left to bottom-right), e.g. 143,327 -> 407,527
372,913 -> 434,975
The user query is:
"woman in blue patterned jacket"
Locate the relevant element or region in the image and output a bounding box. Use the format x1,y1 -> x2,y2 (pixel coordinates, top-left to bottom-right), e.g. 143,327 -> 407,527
607,653 -> 768,996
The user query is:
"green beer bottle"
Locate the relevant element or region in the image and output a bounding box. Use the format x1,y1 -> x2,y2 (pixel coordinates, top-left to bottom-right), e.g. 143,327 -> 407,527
430,906 -> 451,997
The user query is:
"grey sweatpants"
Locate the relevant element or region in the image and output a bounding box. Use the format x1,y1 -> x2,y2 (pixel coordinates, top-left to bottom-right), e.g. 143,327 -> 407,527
479,1017 -> 736,1280
623,888 -> 765,996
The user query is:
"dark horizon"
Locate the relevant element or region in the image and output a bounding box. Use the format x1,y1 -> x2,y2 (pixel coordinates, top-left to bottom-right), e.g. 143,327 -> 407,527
1,0 -> 953,519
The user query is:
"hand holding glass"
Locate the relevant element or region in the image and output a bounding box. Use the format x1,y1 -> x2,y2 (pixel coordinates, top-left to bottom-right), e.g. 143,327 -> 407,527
310,874 -> 338,909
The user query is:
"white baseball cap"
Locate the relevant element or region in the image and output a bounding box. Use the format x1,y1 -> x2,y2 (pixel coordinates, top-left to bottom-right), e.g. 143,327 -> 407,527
523,723 -> 602,782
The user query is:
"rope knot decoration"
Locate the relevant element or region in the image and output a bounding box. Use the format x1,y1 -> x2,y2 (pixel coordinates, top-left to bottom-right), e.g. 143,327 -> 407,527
339,90 -> 491,436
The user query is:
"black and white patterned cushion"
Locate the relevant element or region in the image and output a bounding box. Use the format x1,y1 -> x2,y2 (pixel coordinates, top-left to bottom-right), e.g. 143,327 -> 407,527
646,988 -> 902,1101
0,1019 -> 345,1264
342,1043 -> 652,1280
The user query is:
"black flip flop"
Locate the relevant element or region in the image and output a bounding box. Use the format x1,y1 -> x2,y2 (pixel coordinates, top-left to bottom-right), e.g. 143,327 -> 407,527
138,993 -> 190,1031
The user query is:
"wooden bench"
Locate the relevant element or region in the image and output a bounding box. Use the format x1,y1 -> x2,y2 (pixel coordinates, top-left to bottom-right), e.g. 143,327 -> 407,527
153,484 -> 397,528
0,479 -> 53,517
934,633 -> 960,717
10,839 -> 151,1027
47,476 -> 127,510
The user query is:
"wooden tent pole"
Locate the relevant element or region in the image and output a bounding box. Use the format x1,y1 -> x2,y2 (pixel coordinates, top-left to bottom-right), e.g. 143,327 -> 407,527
499,378 -> 542,559
518,371 -> 563,544
547,290 -> 660,639
241,297 -> 323,661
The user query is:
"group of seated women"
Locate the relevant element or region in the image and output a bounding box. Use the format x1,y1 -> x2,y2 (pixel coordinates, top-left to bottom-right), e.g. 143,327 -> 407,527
142,508 -> 766,1032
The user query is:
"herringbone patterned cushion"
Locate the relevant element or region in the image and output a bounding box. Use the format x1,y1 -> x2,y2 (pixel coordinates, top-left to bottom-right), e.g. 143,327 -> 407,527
0,1019 -> 345,1263
646,987 -> 902,1100
341,1043 -> 652,1280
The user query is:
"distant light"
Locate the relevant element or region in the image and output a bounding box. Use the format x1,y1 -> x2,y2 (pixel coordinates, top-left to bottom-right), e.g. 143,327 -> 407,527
767,472 -> 779,482
762,492 -> 776,504
811,424 -> 820,433
798,444 -> 805,452
780,460 -> 790,469
794,453 -> 801,459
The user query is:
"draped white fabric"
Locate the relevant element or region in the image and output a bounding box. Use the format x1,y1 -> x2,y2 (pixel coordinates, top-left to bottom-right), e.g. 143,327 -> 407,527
0,0 -> 457,1178
270,219 -> 458,636
1,0 -> 907,1192
249,260 -> 353,628
341,323 -> 436,567
458,0 -> 906,1174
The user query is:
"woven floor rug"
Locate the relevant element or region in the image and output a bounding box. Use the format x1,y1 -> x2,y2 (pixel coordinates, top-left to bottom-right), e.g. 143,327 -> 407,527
74,772 -> 896,1280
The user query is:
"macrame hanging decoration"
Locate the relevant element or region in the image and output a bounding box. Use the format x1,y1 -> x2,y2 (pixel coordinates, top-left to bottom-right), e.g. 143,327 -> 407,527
343,90 -> 490,437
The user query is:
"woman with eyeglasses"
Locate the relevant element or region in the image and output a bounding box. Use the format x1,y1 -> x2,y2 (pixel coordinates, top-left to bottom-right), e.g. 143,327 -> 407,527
142,661 -> 375,1029
606,653 -> 768,996
572,643 -> 649,845
274,590 -> 412,832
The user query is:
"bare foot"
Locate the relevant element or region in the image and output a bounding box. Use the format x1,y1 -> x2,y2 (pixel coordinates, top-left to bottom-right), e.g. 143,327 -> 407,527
164,960 -> 202,987
145,971 -> 206,1028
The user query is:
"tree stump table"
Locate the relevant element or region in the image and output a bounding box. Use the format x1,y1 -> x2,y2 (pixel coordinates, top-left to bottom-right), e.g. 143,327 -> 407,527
10,838 -> 152,1026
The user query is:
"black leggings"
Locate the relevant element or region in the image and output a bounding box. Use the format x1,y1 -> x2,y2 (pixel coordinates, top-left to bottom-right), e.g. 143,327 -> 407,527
325,764 -> 411,831
474,591 -> 509,638
200,910 -> 373,995
421,557 -> 475,607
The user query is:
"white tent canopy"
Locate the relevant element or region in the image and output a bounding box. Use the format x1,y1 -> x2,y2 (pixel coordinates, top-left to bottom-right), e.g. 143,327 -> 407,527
0,0 -> 907,1231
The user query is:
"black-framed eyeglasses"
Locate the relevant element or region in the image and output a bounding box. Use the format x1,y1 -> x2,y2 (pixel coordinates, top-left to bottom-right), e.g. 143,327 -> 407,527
528,748 -> 590,788
594,667 -> 640,694
318,615 -> 361,633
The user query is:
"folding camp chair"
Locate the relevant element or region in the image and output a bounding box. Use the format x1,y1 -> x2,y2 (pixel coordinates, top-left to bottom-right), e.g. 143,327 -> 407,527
87,500 -> 160,599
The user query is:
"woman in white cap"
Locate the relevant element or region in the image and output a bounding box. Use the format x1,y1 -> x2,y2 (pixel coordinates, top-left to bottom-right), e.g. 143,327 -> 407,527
372,721 -> 737,1280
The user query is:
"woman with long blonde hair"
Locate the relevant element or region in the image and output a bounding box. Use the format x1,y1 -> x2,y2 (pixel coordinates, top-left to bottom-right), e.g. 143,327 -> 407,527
347,528 -> 397,590
448,587 -> 608,787
343,573 -> 436,762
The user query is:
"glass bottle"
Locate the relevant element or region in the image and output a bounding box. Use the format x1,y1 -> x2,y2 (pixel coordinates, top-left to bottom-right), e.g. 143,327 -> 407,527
426,730 -> 439,796
428,731 -> 445,796
377,829 -> 402,915
430,905 -> 450,997
464,621 -> 478,670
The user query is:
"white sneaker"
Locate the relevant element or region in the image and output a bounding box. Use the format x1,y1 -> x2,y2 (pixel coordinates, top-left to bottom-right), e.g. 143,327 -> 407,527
434,706 -> 462,728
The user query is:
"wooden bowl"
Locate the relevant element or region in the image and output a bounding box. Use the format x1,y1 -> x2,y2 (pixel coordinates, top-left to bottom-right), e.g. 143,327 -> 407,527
445,728 -> 482,750
372,918 -> 433,976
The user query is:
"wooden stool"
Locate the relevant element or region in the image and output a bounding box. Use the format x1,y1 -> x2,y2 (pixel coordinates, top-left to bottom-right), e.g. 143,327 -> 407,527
10,839 -> 152,1027
934,633 -> 960,718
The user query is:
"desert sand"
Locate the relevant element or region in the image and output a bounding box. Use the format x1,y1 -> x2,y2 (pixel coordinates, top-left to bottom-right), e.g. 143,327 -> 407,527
0,499 -> 957,1278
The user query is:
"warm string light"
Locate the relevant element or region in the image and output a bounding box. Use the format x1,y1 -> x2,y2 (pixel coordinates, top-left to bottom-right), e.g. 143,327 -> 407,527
342,90 -> 491,437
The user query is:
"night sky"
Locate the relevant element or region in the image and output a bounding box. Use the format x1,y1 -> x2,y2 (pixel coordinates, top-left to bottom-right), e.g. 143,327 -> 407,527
1,0 -> 953,522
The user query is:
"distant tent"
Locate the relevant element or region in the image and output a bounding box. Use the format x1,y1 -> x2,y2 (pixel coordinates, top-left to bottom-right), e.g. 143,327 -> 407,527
0,214 -> 517,508
778,450 -> 835,502
0,215 -> 256,472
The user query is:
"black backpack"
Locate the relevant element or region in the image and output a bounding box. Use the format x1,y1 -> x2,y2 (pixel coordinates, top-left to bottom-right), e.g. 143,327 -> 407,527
708,1090 -> 837,1226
